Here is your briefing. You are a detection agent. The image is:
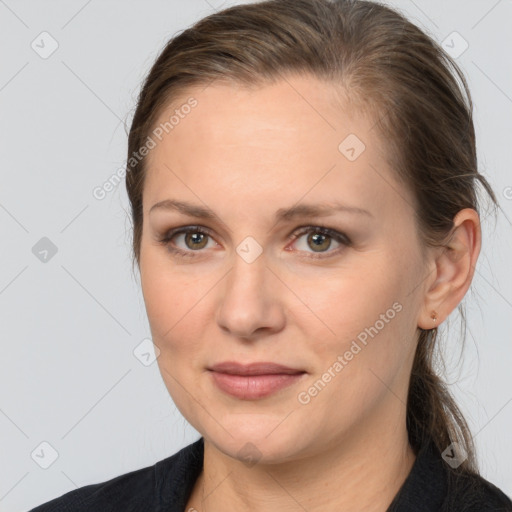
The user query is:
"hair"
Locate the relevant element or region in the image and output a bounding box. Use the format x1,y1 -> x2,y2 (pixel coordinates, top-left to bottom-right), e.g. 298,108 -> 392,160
125,0 -> 499,474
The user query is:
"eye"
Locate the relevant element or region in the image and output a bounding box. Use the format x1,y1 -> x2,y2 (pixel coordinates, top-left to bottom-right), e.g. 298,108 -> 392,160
157,226 -> 218,258
157,225 -> 351,260
288,226 -> 351,259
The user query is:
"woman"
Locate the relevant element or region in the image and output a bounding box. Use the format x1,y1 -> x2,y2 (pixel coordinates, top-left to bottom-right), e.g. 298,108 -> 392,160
30,0 -> 512,510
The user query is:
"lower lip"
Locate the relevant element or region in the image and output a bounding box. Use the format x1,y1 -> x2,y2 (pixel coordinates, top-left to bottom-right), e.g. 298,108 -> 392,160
209,371 -> 306,400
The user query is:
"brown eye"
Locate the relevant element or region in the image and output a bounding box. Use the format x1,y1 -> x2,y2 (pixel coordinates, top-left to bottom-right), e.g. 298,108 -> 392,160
183,231 -> 209,250
306,232 -> 332,252
290,226 -> 351,259
158,226 -> 216,258
158,225 -> 350,260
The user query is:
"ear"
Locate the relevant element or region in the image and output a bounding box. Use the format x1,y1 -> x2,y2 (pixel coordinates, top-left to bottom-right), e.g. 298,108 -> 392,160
417,208 -> 481,330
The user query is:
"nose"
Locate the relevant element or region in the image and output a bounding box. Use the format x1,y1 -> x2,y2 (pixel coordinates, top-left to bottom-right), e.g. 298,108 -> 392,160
215,251 -> 286,340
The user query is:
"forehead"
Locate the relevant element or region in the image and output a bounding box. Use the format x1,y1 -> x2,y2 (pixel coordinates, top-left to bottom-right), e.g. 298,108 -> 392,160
150,75 -> 363,147
142,75 -> 413,222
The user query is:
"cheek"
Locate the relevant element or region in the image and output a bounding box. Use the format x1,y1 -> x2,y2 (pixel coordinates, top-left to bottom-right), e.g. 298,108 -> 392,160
140,249 -> 207,354
141,258 -> 210,416
296,253 -> 415,384
290,257 -> 402,340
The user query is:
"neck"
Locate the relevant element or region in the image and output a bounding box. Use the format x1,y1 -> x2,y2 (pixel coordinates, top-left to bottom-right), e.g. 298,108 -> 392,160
187,419 -> 416,512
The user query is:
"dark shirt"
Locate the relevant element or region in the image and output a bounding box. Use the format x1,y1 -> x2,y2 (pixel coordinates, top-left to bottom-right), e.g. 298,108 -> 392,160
29,437 -> 512,511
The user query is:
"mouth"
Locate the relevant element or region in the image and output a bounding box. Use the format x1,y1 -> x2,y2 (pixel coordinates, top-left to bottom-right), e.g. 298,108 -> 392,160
207,361 -> 307,400
208,361 -> 305,375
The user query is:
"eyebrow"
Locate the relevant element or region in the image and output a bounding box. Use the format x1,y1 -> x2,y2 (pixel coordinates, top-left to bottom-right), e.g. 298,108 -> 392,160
149,199 -> 373,221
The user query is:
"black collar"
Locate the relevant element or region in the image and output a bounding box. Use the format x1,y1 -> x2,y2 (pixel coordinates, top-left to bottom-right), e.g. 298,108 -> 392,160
161,437 -> 475,512
386,439 -> 447,511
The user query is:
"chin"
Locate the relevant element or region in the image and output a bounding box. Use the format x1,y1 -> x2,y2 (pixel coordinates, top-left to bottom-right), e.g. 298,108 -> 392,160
196,413 -> 313,465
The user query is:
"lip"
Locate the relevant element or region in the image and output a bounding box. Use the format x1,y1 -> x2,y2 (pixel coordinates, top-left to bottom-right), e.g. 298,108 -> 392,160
208,361 -> 306,400
208,361 -> 304,375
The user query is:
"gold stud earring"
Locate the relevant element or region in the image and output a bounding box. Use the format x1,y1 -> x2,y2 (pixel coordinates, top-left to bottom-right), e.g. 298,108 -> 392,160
430,310 -> 438,324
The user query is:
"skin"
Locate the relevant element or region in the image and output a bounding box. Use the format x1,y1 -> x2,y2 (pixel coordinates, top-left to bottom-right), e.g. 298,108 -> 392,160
138,74 -> 481,512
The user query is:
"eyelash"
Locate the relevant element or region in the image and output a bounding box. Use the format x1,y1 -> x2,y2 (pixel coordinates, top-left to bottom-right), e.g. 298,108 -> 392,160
157,225 -> 352,260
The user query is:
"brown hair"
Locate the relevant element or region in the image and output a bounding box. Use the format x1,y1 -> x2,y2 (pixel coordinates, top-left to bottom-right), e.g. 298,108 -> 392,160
125,0 -> 498,473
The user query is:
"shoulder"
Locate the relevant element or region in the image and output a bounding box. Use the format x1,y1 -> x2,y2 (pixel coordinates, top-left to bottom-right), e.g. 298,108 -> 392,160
28,464 -> 155,512
388,439 -> 512,512
28,438 -> 204,512
443,470 -> 512,512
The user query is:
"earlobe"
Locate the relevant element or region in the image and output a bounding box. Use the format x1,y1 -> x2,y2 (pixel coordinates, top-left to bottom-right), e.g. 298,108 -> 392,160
417,208 -> 481,330
418,309 -> 439,331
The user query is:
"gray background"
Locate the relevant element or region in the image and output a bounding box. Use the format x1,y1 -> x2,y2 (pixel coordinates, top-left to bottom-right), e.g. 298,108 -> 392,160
0,0 -> 511,510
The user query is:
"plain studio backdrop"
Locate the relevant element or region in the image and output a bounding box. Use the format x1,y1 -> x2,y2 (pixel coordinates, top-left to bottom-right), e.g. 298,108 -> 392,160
0,0 -> 511,510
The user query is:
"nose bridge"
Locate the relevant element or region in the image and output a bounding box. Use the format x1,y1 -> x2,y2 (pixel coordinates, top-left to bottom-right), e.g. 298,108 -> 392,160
216,240 -> 284,337
226,241 -> 269,297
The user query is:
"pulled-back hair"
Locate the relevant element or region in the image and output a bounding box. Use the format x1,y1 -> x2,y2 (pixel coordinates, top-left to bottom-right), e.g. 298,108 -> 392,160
126,0 -> 498,474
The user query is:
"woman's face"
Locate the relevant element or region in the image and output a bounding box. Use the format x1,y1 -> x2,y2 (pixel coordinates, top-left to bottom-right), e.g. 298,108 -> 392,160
139,74 -> 429,463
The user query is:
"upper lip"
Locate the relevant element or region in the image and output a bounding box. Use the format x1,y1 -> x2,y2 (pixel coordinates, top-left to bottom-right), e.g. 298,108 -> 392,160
208,361 -> 305,376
